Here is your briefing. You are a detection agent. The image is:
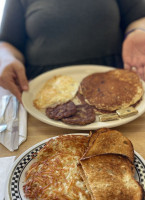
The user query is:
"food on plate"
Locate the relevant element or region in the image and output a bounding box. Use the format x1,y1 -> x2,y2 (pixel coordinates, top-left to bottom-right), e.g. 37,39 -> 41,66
33,69 -> 143,126
73,91 -> 87,105
87,128 -> 109,147
79,69 -> 143,112
61,104 -> 96,125
116,106 -> 138,118
33,75 -> 79,109
79,154 -> 143,200
98,113 -> 119,122
83,128 -> 134,163
79,128 -> 143,200
23,128 -> 144,199
23,134 -> 91,199
45,100 -> 96,125
45,101 -> 76,120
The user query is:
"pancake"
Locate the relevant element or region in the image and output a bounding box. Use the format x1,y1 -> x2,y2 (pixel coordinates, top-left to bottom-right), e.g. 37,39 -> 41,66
79,69 -> 143,111
33,75 -> 79,109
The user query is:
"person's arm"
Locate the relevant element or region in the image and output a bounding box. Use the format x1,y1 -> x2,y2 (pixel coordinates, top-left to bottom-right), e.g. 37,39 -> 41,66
0,42 -> 25,64
0,0 -> 28,102
122,17 -> 145,80
0,42 -> 28,102
125,17 -> 145,34
116,0 -> 145,80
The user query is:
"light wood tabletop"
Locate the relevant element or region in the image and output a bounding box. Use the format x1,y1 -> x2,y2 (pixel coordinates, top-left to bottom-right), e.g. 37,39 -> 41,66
0,113 -> 145,160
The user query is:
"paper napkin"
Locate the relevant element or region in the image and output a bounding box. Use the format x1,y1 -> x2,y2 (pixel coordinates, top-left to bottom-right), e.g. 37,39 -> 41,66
0,156 -> 16,200
0,87 -> 27,151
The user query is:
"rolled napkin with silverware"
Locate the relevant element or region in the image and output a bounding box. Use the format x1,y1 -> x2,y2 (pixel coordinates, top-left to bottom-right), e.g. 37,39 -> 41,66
0,87 -> 27,151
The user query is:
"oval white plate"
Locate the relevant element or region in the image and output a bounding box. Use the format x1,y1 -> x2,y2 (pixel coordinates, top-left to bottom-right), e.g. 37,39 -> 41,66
22,65 -> 145,130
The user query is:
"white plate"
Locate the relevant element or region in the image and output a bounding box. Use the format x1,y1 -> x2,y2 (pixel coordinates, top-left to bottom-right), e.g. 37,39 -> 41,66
22,65 -> 145,130
5,133 -> 145,200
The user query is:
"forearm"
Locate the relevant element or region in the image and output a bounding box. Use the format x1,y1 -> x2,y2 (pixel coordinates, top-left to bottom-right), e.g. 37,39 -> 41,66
0,41 -> 25,63
125,17 -> 145,33
0,41 -> 28,101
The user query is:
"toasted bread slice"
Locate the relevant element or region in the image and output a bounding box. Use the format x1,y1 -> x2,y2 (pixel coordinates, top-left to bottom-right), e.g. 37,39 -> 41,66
79,154 -> 144,200
88,128 -> 110,147
83,128 -> 134,163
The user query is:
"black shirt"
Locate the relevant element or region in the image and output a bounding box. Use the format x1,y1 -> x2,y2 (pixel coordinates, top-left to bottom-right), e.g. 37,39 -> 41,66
1,0 -> 145,79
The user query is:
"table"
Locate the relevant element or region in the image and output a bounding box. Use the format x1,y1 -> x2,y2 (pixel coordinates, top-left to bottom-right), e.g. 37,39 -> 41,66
0,113 -> 145,159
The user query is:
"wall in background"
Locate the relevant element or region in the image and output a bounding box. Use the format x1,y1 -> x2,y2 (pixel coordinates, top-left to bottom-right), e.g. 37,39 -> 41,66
0,0 -> 6,28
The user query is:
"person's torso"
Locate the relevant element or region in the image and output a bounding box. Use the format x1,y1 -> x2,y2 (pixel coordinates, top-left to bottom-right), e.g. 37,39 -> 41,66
21,0 -> 123,65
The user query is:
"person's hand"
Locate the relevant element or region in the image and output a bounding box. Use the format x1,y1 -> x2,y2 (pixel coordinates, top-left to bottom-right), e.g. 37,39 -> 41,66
122,29 -> 145,80
0,58 -> 29,102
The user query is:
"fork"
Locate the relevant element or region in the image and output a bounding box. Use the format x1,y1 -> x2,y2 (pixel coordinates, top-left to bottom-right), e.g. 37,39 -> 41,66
0,95 -> 11,133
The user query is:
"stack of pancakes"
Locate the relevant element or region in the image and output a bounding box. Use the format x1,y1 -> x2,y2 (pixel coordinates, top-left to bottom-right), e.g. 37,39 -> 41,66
79,69 -> 143,112
33,69 -> 144,125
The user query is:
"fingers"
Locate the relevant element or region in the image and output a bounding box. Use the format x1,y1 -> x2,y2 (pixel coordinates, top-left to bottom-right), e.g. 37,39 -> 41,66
124,58 -> 145,80
143,66 -> 145,81
136,65 -> 144,80
122,34 -> 145,80
14,62 -> 29,91
6,83 -> 22,103
124,63 -> 145,80
0,75 -> 22,102
123,53 -> 145,80
124,63 -> 132,70
0,60 -> 29,102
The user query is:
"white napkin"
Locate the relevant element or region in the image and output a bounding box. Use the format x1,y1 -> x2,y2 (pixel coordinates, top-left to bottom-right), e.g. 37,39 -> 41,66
0,87 -> 27,151
0,156 -> 16,200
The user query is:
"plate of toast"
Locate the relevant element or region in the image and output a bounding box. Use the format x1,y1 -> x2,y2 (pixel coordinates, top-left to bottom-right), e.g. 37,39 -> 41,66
5,128 -> 145,199
22,65 -> 145,130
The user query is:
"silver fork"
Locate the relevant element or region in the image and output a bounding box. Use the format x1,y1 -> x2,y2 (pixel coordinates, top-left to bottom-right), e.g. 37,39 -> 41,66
0,95 -> 11,133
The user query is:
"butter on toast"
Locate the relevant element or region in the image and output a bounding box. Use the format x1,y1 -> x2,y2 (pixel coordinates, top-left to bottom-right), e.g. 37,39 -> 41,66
84,128 -> 134,163
79,154 -> 144,200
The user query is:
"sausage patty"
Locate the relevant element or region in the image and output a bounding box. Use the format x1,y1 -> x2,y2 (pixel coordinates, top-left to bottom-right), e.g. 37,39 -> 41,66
61,104 -> 96,125
46,101 -> 76,120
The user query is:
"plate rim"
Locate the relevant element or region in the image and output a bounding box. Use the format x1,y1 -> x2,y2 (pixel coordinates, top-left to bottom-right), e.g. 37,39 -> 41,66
5,133 -> 145,200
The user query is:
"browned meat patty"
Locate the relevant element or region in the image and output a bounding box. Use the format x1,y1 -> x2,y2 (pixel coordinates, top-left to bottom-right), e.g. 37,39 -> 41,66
61,104 -> 96,125
46,101 -> 76,120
